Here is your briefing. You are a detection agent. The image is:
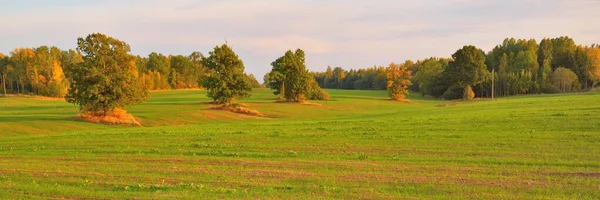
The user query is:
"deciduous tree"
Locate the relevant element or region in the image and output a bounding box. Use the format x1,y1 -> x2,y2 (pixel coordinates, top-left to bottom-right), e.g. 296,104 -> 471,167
65,33 -> 147,116
201,44 -> 251,104
386,62 -> 412,101
445,45 -> 488,99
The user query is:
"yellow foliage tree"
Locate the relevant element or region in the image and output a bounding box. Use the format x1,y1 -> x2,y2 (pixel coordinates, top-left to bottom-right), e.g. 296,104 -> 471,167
585,47 -> 600,87
386,62 -> 412,101
47,60 -> 69,97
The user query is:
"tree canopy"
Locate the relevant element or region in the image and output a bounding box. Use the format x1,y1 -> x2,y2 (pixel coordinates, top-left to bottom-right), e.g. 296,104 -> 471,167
386,62 -> 412,101
65,33 -> 148,116
268,49 -> 328,102
201,44 -> 251,104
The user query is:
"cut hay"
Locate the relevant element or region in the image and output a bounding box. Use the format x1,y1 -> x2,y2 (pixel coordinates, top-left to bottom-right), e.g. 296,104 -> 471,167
76,108 -> 142,126
209,103 -> 265,117
274,100 -> 322,106
300,101 -> 322,106
226,106 -> 265,117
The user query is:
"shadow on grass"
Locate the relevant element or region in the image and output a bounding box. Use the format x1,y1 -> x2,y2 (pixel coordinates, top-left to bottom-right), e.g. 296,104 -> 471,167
0,115 -> 73,122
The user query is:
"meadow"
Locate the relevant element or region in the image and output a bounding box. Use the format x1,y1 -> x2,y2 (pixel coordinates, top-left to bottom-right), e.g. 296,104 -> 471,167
0,89 -> 599,199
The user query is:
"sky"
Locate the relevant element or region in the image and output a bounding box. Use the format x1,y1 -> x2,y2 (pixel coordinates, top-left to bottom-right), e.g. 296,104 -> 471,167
1,0 -> 599,81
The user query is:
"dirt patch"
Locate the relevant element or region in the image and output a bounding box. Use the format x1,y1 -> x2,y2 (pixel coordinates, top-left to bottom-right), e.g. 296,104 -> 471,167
75,108 -> 142,126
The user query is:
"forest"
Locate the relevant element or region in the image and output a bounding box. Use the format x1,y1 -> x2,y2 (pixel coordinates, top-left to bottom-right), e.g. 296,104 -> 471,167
1,36 -> 599,101
311,37 -> 600,99
0,46 -> 262,98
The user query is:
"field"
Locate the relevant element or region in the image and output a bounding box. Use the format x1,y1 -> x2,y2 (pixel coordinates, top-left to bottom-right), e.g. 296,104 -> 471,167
0,89 -> 599,199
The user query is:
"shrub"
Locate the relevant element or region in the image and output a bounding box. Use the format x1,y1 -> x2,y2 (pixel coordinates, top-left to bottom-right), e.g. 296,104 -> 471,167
463,86 -> 475,100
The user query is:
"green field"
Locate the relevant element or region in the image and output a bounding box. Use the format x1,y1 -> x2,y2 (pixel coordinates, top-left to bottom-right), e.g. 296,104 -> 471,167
1,89 -> 599,199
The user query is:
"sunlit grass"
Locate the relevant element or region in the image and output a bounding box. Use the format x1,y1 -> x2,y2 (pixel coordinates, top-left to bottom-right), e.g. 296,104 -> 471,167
0,89 -> 599,198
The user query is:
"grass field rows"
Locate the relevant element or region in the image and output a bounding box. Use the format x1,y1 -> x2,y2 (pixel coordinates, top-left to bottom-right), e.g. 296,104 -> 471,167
1,89 -> 599,199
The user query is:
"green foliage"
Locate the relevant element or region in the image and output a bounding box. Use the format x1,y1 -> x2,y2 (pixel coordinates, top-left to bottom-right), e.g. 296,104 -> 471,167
147,52 -> 171,77
313,66 -> 388,90
201,44 -> 251,104
170,55 -> 201,89
269,49 -> 328,102
246,74 -> 263,88
413,58 -> 448,97
306,76 -> 330,100
262,72 -> 271,88
549,67 -> 580,92
65,33 -> 148,115
446,45 -> 488,88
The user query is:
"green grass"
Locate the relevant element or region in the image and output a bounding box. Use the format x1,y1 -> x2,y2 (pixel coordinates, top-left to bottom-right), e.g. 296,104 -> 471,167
1,89 -> 599,199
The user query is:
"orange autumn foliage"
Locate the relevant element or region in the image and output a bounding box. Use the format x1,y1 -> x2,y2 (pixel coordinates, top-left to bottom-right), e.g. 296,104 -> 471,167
386,62 -> 412,101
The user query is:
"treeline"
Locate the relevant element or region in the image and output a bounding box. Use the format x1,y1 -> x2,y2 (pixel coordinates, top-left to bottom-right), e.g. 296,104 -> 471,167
311,36 -> 600,99
0,47 -> 262,97
311,66 -> 388,90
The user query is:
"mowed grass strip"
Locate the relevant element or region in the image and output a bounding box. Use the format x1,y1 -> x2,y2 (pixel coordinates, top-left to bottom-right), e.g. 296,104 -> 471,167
0,90 -> 599,198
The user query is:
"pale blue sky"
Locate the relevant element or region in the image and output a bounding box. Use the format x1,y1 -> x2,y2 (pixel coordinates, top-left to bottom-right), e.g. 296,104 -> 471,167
1,0 -> 599,79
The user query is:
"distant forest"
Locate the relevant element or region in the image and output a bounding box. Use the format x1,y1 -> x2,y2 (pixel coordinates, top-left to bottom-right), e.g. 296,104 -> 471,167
0,48 -> 262,98
311,37 -> 600,99
1,36 -> 598,100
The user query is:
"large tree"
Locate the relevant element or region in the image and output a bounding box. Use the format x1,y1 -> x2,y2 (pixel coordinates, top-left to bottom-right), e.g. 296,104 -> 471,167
269,49 -> 309,102
268,49 -> 327,102
413,58 -> 448,97
65,33 -> 147,116
445,45 -> 488,99
201,44 -> 251,104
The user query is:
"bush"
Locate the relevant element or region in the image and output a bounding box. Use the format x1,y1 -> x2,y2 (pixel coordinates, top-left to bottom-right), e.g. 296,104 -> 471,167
549,67 -> 580,92
442,87 -> 463,100
463,86 -> 475,100
307,77 -> 330,101
309,89 -> 330,101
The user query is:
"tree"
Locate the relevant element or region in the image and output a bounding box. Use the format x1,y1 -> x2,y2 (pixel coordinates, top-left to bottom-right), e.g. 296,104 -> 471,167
268,49 -> 328,102
170,55 -> 199,89
46,60 -> 69,97
262,72 -> 271,88
445,45 -> 488,99
274,49 -> 309,102
0,53 -> 8,96
9,48 -> 35,94
413,58 -> 447,97
147,52 -> 171,89
147,52 -> 170,77
246,74 -> 262,88
584,47 -> 600,88
65,33 -> 148,116
61,49 -> 84,78
201,44 -> 251,104
386,62 -> 412,101
549,67 -> 580,92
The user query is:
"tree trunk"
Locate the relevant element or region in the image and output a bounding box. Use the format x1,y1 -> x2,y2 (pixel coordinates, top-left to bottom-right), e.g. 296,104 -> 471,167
2,74 -> 6,96
279,82 -> 285,100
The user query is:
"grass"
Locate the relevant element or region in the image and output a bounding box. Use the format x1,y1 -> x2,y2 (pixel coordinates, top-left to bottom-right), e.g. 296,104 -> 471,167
0,89 -> 599,199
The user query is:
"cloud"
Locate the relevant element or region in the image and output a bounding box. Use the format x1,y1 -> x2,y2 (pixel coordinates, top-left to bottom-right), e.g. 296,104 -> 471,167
1,0 -> 599,81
